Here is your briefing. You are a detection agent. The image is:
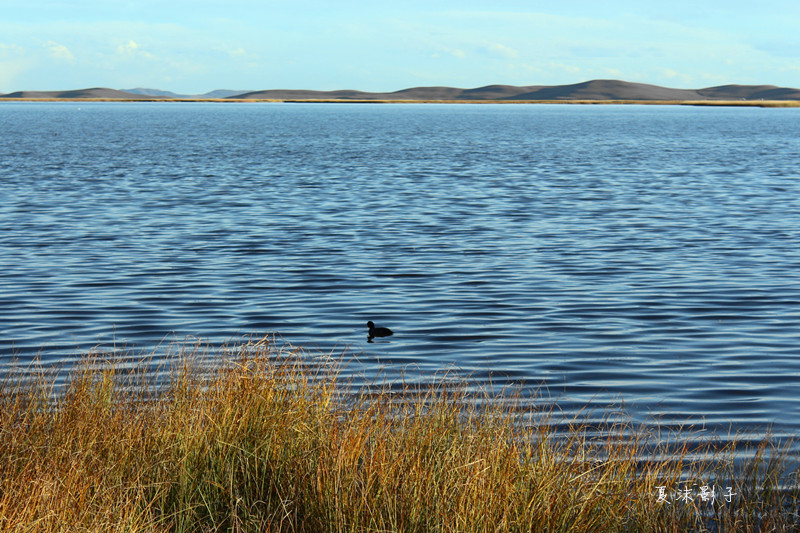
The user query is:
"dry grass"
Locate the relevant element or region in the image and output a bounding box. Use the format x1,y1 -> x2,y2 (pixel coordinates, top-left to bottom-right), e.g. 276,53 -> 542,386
1,336 -> 797,532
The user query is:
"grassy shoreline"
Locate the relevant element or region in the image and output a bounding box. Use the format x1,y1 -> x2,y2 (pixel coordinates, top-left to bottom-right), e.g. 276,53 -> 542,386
1,336 -> 798,532
2,97 -> 800,107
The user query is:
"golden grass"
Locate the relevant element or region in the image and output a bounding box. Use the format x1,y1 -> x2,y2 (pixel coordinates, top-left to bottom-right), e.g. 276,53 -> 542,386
1,336 -> 797,532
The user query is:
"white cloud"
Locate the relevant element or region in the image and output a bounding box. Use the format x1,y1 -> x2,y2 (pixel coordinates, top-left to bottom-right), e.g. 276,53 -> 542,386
117,39 -> 140,55
433,46 -> 466,59
0,43 -> 25,57
485,43 -> 518,59
226,47 -> 247,58
44,40 -> 74,62
116,39 -> 156,60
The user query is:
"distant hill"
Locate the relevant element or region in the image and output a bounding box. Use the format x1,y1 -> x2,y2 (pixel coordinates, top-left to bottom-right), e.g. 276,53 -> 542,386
1,88 -> 151,99
0,87 -> 251,99
201,89 -> 253,98
123,88 -> 253,99
236,80 -> 800,101
3,80 -> 800,101
696,84 -> 800,100
508,80 -> 700,101
123,88 -> 182,98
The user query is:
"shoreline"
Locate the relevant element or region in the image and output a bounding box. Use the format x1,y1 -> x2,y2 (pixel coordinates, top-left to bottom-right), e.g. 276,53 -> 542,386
2,97 -> 800,107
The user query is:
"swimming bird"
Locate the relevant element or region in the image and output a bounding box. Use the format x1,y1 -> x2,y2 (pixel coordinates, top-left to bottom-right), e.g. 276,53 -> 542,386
367,321 -> 393,341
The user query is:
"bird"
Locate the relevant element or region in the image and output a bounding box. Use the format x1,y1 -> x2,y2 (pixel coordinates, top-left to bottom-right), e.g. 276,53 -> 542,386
367,321 -> 393,341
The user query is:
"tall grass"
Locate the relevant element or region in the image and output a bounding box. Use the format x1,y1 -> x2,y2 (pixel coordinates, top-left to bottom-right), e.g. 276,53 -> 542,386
1,336 -> 797,532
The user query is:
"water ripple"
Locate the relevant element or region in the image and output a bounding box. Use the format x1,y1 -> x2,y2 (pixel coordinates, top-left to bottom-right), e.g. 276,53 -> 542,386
1,103 -> 799,447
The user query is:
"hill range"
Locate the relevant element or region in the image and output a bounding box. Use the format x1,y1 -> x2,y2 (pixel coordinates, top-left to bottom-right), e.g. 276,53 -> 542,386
2,79 -> 800,102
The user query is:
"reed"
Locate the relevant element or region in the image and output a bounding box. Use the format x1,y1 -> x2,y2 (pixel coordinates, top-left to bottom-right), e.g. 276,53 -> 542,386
0,336 -> 797,532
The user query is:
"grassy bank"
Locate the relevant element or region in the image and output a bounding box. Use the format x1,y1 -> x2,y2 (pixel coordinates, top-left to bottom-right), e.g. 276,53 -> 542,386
1,336 -> 797,532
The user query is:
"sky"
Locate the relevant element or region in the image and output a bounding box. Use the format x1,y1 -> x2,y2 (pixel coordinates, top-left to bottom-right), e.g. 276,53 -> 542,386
2,0 -> 800,95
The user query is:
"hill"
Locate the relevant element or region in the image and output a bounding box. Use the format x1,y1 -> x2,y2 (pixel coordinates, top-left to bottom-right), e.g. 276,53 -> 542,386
123,88 -> 253,98
1,88 -> 151,99
234,79 -> 800,101
3,80 -> 800,101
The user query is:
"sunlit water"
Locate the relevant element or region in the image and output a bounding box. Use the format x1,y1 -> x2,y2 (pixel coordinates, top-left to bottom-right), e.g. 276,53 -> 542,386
2,102 -> 799,448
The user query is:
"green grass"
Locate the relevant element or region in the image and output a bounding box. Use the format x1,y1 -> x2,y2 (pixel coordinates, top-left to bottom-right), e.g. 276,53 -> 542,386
1,336 -> 797,532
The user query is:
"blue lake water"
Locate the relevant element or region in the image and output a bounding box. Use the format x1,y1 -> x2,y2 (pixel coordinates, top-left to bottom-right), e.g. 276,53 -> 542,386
1,102 -> 799,445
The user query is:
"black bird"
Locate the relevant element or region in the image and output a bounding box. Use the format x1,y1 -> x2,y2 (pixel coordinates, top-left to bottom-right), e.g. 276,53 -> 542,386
367,321 -> 393,341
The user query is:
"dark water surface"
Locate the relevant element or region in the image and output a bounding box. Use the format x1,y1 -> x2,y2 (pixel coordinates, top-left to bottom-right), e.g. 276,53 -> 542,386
2,102 -> 799,443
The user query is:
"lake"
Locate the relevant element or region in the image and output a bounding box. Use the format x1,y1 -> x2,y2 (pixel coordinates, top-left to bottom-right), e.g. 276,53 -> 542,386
1,102 -> 799,447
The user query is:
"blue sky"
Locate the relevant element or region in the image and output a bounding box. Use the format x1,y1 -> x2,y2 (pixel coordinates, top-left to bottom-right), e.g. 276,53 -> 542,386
2,0 -> 799,94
